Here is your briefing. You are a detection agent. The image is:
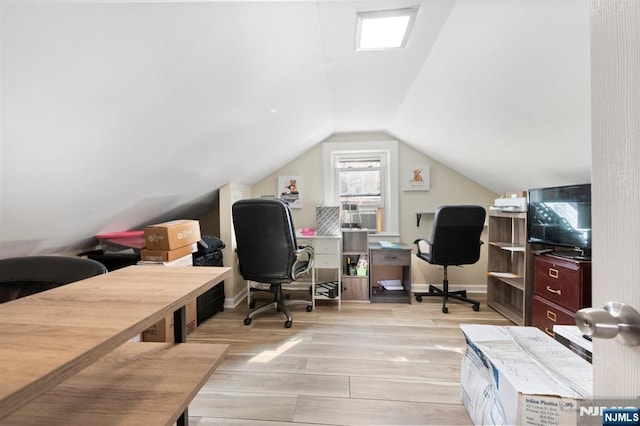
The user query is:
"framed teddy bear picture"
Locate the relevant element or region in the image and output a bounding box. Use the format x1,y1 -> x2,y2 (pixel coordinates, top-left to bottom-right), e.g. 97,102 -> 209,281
278,175 -> 303,208
402,165 -> 430,191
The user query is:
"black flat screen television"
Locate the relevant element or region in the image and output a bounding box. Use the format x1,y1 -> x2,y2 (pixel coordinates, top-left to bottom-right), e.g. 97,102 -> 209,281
527,183 -> 592,260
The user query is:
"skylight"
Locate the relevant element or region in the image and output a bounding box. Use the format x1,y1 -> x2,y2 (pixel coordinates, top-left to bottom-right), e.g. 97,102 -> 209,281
356,8 -> 418,51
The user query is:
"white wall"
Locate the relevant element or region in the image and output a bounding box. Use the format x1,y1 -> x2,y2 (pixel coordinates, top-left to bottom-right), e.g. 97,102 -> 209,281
398,141 -> 498,289
252,134 -> 498,290
218,182 -> 252,307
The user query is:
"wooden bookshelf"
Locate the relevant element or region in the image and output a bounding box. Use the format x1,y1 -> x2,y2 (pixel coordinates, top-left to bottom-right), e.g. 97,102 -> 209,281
486,210 -> 535,325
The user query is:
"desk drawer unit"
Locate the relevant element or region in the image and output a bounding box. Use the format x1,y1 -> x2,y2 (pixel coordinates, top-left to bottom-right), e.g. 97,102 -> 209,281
370,249 -> 411,266
315,254 -> 340,269
313,238 -> 340,255
532,295 -> 575,338
368,244 -> 412,304
534,255 -> 591,311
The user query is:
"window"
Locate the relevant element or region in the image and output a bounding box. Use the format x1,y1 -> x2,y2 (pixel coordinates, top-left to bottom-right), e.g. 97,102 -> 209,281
323,140 -> 398,234
355,8 -> 418,50
336,158 -> 382,208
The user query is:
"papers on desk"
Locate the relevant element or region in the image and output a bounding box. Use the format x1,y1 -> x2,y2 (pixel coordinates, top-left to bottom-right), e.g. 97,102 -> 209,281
501,246 -> 525,252
378,279 -> 403,290
487,271 -> 521,279
378,241 -> 402,249
137,254 -> 193,267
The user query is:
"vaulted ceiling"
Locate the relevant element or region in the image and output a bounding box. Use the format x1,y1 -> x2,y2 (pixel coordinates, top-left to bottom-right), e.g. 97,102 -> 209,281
0,0 -> 590,256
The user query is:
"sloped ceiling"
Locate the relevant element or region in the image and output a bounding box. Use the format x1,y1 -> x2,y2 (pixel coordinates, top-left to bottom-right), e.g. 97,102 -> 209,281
0,0 -> 590,257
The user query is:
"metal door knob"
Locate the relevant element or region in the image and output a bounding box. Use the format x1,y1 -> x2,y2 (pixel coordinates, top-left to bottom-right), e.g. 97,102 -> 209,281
575,302 -> 640,346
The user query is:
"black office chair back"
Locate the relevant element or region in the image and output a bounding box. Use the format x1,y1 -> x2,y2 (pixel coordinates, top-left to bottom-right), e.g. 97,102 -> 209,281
232,198 -> 299,284
429,205 -> 486,266
0,256 -> 108,303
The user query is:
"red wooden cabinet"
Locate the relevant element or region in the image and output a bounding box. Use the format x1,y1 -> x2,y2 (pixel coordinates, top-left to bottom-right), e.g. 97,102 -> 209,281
532,254 -> 591,338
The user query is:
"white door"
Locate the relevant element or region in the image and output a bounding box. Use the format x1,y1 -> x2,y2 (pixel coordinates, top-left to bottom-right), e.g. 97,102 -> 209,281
591,0 -> 640,404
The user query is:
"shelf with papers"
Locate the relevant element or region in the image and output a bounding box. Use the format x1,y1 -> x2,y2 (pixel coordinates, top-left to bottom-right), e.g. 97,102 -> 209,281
489,242 -> 526,252
487,272 -> 524,290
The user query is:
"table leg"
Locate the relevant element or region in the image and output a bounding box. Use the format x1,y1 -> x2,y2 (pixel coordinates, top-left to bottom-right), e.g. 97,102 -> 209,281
177,408 -> 188,426
173,305 -> 187,343
173,306 -> 188,425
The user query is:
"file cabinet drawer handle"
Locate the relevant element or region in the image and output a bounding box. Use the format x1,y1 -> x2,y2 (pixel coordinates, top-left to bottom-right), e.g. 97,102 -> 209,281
546,286 -> 562,295
548,268 -> 559,279
546,310 -> 557,322
544,327 -> 555,338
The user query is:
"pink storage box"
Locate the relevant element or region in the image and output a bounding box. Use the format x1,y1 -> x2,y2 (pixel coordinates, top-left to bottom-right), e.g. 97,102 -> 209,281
96,230 -> 145,253
300,228 -> 315,236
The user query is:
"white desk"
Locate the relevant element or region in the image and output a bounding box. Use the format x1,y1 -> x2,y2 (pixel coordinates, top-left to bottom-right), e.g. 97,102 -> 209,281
297,233 -> 342,310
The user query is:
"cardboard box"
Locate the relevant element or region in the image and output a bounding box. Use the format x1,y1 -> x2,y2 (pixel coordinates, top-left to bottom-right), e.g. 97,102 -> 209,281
143,219 -> 201,251
460,325 -> 592,426
141,298 -> 196,343
140,244 -> 196,263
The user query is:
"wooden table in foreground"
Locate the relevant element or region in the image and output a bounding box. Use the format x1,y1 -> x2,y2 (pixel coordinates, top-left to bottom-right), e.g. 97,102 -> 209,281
0,265 -> 231,425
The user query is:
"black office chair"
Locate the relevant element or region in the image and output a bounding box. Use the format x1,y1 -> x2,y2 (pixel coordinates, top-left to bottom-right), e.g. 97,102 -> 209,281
0,256 -> 108,303
413,205 -> 486,313
232,198 -> 314,328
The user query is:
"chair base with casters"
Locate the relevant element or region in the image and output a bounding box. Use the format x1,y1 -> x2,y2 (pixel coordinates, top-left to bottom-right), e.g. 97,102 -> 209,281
414,265 -> 480,314
243,283 -> 313,328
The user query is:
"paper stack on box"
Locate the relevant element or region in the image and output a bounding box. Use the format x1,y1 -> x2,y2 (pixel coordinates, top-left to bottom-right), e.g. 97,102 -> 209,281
492,191 -> 527,212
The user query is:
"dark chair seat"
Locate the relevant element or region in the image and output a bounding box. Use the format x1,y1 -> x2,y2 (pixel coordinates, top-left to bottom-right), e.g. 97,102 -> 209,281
0,256 -> 108,303
413,205 -> 486,313
232,198 -> 314,328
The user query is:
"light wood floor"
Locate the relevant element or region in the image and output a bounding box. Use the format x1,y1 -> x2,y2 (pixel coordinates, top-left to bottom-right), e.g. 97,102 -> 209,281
187,292 -> 512,426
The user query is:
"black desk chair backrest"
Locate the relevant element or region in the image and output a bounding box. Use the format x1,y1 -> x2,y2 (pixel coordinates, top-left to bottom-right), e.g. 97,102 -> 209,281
414,205 -> 486,313
0,256 -> 108,303
428,205 -> 487,266
232,198 -> 313,327
233,198 -> 300,284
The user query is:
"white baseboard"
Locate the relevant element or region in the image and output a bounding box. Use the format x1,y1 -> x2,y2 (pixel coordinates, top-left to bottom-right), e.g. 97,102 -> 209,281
225,287 -> 248,309
224,282 -> 487,308
411,283 -> 487,294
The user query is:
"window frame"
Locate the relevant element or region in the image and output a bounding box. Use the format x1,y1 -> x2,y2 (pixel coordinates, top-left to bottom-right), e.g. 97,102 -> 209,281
323,140 -> 398,234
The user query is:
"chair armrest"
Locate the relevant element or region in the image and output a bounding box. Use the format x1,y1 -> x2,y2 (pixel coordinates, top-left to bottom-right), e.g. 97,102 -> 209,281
413,238 -> 432,256
292,246 -> 314,278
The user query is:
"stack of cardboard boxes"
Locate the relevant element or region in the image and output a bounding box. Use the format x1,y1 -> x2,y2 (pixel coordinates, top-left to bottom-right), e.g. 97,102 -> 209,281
139,219 -> 202,342
140,219 -> 201,265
